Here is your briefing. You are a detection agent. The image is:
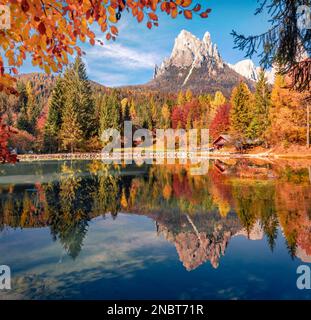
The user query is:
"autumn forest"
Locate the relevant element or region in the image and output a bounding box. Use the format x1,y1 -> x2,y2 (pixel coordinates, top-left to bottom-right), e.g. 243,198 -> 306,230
0,56 -> 310,156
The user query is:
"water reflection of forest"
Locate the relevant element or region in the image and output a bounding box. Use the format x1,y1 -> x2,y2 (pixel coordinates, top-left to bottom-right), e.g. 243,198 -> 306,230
0,159 -> 311,271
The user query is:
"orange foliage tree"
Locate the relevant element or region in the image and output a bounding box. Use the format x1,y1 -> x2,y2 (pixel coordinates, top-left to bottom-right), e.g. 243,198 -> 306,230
0,117 -> 18,163
209,103 -> 231,140
0,0 -> 211,94
0,0 -> 211,162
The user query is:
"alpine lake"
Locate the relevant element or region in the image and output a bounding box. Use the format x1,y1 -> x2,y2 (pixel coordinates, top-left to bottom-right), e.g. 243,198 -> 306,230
0,158 -> 311,300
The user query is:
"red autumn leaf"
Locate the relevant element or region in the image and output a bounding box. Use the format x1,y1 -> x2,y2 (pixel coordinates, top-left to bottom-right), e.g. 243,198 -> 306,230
193,4 -> 201,12
11,67 -> 18,75
38,22 -> 46,35
137,10 -> 144,22
21,0 -> 30,12
150,0 -> 158,11
0,0 -> 211,95
181,0 -> 192,8
148,12 -> 158,21
184,10 -> 192,19
110,26 -> 118,35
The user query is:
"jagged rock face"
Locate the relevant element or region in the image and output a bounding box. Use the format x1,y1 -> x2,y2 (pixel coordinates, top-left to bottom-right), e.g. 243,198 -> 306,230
156,217 -> 265,271
148,30 -> 254,95
234,220 -> 264,241
154,30 -> 223,77
228,59 -> 259,82
228,59 -> 276,84
157,223 -> 232,270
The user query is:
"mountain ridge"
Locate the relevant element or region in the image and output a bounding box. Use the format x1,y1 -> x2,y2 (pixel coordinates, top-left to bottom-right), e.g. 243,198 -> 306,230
15,30 -> 275,97
145,29 -> 256,95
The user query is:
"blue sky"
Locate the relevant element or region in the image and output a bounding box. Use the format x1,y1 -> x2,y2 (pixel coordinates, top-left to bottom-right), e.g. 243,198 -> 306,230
20,0 -> 271,87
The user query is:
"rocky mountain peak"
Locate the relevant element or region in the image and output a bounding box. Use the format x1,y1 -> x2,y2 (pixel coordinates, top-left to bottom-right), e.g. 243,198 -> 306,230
149,30 -> 257,95
154,29 -> 224,79
228,59 -> 258,82
202,31 -> 211,44
170,29 -> 202,68
228,59 -> 276,84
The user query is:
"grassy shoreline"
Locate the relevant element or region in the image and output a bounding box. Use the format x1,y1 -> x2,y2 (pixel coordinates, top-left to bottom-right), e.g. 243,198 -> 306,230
17,150 -> 311,162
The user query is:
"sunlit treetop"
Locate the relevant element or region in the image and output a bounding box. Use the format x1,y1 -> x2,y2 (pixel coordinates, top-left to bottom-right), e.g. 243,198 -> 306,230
0,0 -> 211,95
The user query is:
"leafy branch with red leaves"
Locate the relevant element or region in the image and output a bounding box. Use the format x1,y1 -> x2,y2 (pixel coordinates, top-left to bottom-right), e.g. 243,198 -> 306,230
0,117 -> 18,164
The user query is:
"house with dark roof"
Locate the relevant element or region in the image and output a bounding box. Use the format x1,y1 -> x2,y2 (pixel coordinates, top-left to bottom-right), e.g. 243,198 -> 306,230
212,134 -> 232,150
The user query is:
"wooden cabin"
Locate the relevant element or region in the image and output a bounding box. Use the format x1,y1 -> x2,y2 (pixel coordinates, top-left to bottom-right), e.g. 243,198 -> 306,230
212,134 -> 232,150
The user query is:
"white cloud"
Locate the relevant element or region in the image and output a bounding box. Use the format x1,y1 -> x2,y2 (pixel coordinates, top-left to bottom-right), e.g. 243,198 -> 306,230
87,42 -> 160,70
89,70 -> 130,87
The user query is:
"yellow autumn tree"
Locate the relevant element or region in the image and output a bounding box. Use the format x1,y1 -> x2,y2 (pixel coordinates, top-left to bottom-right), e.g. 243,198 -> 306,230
210,90 -> 226,121
266,75 -> 306,146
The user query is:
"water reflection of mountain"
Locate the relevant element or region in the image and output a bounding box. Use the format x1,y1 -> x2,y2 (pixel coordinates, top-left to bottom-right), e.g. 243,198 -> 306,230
156,217 -> 266,270
0,160 -> 311,269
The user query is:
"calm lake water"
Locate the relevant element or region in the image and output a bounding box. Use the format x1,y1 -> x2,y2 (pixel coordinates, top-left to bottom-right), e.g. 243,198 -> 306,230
0,159 -> 311,300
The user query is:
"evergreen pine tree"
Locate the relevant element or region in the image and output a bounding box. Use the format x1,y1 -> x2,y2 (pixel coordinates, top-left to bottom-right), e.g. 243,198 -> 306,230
44,77 -> 65,152
230,82 -> 253,141
99,91 -> 121,135
129,99 -> 137,121
17,107 -> 31,133
60,95 -> 83,153
141,103 -> 153,130
65,57 -> 96,140
121,98 -> 131,122
150,97 -> 159,128
248,71 -> 271,141
17,81 -> 37,134
17,82 -> 28,113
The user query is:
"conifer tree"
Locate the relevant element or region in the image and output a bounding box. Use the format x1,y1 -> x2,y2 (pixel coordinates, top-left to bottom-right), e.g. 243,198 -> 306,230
17,82 -> 28,113
65,57 -> 96,140
142,103 -> 153,130
161,103 -> 171,129
129,99 -> 137,121
248,71 -> 271,141
123,103 -> 131,124
100,91 -> 121,135
44,77 -> 65,152
17,106 -> 31,133
230,82 -> 253,141
60,96 -> 83,153
120,97 -> 130,138
17,81 -> 37,135
150,97 -> 159,128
